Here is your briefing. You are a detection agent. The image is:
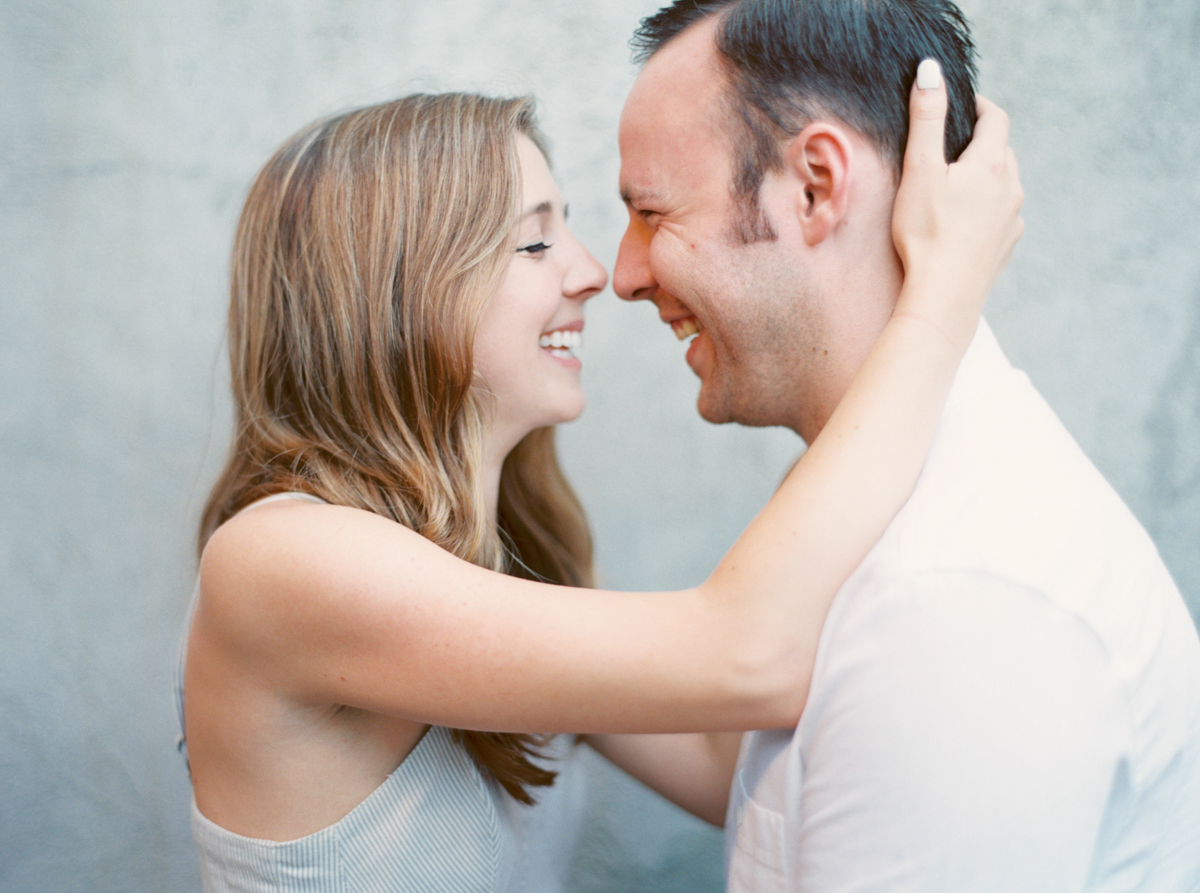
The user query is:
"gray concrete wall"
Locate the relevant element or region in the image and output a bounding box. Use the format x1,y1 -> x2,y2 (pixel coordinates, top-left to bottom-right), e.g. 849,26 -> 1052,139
1,1 -> 1196,890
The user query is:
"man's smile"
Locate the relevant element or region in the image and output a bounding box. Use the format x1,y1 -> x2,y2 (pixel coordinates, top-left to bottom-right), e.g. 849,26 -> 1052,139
671,317 -> 703,340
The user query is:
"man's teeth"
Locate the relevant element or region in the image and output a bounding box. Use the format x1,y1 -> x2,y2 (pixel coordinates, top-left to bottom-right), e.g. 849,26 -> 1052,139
672,318 -> 703,341
539,329 -> 582,357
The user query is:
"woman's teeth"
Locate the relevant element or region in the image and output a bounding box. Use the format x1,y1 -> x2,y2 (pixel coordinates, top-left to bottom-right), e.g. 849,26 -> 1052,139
540,329 -> 581,358
672,318 -> 703,341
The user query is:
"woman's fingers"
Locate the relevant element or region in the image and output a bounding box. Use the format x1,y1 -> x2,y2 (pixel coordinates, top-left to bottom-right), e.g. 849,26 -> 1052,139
891,65 -> 1025,343
1001,145 -> 1026,262
960,94 -> 1011,166
1007,146 -> 1024,211
893,59 -> 952,263
903,59 -> 950,177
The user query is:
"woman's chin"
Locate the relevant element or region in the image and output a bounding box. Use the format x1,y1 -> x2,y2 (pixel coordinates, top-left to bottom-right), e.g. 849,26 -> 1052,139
509,396 -> 587,439
551,394 -> 586,427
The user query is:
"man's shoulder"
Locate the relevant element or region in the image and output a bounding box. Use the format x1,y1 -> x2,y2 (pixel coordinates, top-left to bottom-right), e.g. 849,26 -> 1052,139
823,343 -> 1197,723
867,347 -> 1168,602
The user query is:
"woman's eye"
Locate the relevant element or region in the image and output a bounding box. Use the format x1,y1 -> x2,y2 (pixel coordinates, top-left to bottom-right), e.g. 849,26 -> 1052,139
518,241 -> 553,255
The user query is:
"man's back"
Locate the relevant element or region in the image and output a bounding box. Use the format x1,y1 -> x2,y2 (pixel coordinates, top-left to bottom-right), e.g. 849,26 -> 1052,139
727,323 -> 1200,892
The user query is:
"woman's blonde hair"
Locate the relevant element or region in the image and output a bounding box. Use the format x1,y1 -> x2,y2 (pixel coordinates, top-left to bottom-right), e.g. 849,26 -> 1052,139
200,93 -> 594,803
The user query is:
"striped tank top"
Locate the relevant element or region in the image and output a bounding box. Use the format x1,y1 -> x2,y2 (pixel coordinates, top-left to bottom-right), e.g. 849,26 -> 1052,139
176,494 -> 588,892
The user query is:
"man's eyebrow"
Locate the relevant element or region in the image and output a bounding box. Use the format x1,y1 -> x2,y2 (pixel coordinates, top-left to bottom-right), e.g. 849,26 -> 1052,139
620,187 -> 665,208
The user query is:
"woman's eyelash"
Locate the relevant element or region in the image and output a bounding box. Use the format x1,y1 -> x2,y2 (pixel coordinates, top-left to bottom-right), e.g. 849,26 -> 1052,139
518,241 -> 553,255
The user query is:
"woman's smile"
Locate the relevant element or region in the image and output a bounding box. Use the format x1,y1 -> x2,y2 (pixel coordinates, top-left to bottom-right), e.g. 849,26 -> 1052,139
472,134 -> 607,449
539,324 -> 583,366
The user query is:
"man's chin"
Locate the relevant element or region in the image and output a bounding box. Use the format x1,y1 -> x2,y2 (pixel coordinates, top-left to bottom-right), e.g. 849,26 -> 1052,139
695,385 -> 749,427
695,398 -> 735,426
696,383 -> 794,430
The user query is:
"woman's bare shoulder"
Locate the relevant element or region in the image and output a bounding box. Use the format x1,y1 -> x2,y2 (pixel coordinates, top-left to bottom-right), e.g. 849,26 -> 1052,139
196,500 -> 432,652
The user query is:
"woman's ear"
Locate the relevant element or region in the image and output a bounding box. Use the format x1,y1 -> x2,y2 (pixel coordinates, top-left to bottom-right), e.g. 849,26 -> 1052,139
783,123 -> 853,246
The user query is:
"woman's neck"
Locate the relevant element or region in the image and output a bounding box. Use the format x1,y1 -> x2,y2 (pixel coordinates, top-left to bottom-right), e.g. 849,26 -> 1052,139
481,426 -> 520,524
482,458 -> 502,523
482,415 -> 535,523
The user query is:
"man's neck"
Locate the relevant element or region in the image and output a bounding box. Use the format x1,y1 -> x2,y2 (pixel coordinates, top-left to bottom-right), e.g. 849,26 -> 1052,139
796,277 -> 903,445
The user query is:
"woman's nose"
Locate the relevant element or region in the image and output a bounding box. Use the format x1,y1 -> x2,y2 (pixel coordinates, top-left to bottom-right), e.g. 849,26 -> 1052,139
565,237 -> 608,302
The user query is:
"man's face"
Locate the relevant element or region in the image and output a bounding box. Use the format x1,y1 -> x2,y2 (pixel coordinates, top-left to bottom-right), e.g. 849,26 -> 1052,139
613,18 -> 832,433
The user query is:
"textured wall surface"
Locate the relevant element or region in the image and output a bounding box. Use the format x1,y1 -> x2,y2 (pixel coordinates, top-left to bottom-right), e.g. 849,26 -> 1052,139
1,1 -> 1197,890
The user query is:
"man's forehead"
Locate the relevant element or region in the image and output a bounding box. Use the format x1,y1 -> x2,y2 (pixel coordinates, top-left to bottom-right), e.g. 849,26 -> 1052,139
619,54 -> 729,167
620,15 -> 727,130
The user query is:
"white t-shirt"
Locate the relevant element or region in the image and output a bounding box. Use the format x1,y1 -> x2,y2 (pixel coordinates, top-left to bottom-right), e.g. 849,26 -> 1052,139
725,322 -> 1200,892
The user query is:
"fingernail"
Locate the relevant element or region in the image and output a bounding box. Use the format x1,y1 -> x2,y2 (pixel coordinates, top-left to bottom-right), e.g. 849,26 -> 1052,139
916,58 -> 942,91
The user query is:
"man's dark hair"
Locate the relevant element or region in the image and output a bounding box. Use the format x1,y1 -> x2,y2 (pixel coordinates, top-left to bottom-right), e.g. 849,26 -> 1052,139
632,0 -> 977,242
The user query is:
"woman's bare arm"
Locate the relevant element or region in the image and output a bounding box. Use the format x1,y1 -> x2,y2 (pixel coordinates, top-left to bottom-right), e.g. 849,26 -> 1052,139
193,67 -> 1022,737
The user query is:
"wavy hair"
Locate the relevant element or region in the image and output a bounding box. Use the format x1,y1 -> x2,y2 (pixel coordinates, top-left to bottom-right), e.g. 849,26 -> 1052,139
200,93 -> 594,803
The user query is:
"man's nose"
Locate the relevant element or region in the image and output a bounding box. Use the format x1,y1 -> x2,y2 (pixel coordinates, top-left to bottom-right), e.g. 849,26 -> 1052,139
613,222 -> 654,302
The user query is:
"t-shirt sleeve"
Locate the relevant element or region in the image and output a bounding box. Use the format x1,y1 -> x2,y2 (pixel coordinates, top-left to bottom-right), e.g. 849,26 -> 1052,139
791,570 -> 1130,893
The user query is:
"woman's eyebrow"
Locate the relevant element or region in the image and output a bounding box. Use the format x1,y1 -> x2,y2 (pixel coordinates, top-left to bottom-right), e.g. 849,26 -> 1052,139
522,200 -> 554,218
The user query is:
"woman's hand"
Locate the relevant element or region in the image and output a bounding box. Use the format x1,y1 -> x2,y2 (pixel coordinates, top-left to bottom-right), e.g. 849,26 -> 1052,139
891,59 -> 1024,350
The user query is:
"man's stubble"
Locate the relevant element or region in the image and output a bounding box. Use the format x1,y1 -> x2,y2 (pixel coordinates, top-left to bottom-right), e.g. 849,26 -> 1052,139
694,230 -> 832,437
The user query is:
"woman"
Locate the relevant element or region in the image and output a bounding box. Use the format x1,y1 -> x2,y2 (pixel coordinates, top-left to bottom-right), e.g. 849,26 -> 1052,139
180,78 -> 1022,890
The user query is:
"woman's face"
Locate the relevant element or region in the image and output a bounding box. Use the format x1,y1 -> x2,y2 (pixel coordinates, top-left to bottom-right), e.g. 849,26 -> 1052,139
473,134 -> 608,452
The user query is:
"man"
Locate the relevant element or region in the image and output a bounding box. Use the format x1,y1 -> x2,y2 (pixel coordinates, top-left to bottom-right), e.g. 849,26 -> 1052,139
612,0 -> 1200,889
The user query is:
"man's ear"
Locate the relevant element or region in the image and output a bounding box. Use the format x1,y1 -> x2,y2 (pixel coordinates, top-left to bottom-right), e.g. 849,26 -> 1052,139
782,123 -> 853,246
